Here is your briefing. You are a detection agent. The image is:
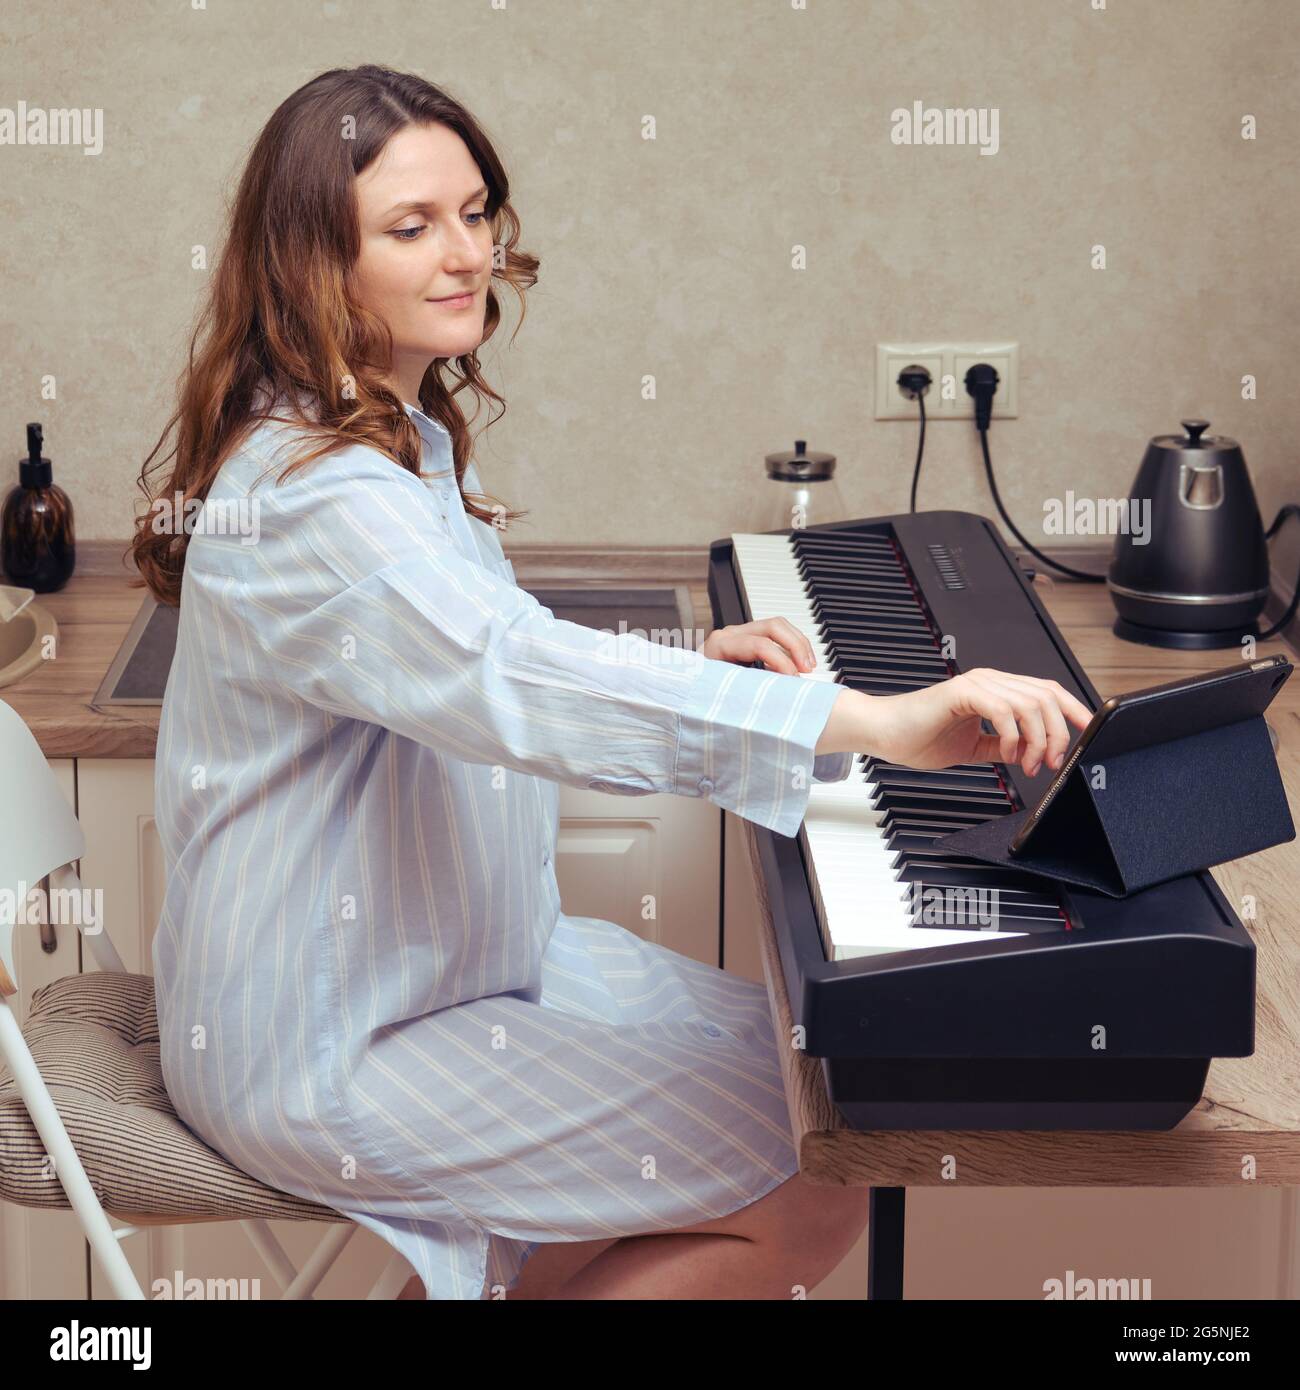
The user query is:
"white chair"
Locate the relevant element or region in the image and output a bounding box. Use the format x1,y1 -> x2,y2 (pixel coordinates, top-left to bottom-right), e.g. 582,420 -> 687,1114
0,696 -> 411,1299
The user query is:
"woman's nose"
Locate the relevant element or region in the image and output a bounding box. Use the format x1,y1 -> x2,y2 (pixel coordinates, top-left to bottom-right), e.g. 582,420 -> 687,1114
445,224 -> 488,272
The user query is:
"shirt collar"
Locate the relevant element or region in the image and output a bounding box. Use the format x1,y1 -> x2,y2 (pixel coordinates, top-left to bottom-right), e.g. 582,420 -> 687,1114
401,399 -> 450,442
251,383 -> 447,436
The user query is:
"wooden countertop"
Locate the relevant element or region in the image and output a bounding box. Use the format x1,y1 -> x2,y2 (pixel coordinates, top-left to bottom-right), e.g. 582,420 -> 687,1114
1,542 -> 716,760
742,568 -> 1300,1188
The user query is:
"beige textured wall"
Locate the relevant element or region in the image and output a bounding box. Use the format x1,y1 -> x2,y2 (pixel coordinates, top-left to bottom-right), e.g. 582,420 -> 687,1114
2,0 -> 1297,548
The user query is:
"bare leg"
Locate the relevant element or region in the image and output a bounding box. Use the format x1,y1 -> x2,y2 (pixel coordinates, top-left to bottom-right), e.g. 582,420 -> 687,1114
396,1237 -> 618,1300
546,1174 -> 869,1300
398,1174 -> 870,1300
504,1238 -> 620,1300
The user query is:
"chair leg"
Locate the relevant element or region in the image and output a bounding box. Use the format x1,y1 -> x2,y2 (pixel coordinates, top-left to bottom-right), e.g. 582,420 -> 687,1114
240,1217 -> 356,1299
367,1249 -> 416,1299
0,1001 -> 144,1299
245,1221 -> 414,1298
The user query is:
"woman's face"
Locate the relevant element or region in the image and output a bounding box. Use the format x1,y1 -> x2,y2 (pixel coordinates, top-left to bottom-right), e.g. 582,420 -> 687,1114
352,122 -> 494,401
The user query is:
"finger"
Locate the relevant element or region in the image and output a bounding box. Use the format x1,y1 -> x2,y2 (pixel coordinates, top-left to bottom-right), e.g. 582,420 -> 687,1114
995,674 -> 1072,770
758,617 -> 816,672
772,616 -> 817,671
972,731 -> 1027,765
959,682 -> 1022,764
1014,674 -> 1094,732
752,635 -> 801,675
967,672 -> 1048,772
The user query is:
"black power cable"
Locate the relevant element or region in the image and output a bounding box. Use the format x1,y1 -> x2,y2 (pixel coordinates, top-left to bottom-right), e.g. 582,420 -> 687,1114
1258,503 -> 1300,639
897,365 -> 932,514
964,363 -> 1105,584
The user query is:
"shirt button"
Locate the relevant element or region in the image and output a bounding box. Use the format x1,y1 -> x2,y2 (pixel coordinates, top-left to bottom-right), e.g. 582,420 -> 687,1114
542,851 -> 551,866
698,777 -> 714,794
702,1024 -> 723,1038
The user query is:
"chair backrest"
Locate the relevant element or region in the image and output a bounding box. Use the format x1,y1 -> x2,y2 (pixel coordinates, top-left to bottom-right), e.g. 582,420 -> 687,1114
0,697 -> 86,997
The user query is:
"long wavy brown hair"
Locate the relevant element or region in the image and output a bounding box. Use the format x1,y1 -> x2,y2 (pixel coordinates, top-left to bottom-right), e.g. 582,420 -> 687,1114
130,64 -> 538,606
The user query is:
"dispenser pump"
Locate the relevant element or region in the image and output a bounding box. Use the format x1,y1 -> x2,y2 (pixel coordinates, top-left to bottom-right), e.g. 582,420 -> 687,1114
21,423 -> 52,489
3,420 -> 76,592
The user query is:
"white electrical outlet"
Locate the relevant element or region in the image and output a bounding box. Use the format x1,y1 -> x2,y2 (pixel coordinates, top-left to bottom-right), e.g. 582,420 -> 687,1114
950,343 -> 1018,419
874,344 -> 946,420
875,341 -> 1019,420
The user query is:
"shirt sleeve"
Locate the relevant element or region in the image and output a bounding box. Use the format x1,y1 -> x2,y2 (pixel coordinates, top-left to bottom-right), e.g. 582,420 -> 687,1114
812,749 -> 854,783
235,447 -> 849,837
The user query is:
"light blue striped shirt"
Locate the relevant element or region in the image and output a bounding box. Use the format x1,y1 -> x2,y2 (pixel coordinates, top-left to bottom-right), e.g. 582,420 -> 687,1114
151,393 -> 849,1298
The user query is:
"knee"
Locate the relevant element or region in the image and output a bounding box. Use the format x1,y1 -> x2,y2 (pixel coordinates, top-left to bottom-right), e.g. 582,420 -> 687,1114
767,1174 -> 871,1263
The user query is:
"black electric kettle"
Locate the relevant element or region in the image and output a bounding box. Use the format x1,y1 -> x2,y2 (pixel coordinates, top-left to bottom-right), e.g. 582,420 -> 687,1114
1108,419 -> 1270,649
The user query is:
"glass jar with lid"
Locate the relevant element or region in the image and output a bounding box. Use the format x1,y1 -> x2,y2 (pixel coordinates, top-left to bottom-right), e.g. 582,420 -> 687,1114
747,440 -> 847,532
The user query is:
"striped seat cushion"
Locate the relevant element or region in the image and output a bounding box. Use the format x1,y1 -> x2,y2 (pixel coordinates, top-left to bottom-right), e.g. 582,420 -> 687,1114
0,972 -> 344,1224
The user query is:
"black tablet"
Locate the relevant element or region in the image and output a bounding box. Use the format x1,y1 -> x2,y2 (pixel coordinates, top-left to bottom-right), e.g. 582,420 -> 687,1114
1008,654 -> 1293,856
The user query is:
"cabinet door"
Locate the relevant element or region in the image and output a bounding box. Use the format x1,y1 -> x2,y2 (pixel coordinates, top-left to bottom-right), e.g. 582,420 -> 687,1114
0,761 -> 89,1299
721,811 -> 763,982
555,788 -> 720,966
905,1186 -> 1295,1299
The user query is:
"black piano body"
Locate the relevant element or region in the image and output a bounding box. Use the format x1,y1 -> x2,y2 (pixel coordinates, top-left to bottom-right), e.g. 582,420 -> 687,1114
708,510 -> 1256,1131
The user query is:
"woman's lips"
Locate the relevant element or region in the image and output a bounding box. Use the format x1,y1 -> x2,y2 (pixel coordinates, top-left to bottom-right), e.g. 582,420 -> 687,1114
428,292 -> 474,309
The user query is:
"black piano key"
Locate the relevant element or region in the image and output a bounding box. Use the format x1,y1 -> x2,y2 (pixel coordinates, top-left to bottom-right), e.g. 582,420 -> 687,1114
841,674 -> 930,693
887,827 -> 1044,857
884,817 -> 1006,838
797,570 -> 915,594
834,659 -> 951,679
871,788 -> 1011,813
835,657 -> 945,678
891,859 -> 1055,892
813,590 -> 923,611
880,808 -> 998,831
826,631 -> 935,651
794,534 -> 894,554
828,655 -> 948,677
869,769 -> 1003,791
865,760 -> 995,776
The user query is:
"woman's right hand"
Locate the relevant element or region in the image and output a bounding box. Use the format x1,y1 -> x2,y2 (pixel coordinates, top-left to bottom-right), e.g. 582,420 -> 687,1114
821,669 -> 1094,778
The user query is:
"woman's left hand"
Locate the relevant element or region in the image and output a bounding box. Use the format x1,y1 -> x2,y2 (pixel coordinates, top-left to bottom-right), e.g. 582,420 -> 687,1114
701,618 -> 817,674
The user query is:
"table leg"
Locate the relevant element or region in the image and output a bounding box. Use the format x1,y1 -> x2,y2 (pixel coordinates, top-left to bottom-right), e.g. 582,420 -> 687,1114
867,1187 -> 905,1300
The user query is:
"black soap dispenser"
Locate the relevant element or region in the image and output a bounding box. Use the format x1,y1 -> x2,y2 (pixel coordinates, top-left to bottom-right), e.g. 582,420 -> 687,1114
2,423 -> 76,592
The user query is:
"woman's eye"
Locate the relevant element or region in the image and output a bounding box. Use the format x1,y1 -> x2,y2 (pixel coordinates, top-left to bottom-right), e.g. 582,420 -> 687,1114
391,213 -> 485,241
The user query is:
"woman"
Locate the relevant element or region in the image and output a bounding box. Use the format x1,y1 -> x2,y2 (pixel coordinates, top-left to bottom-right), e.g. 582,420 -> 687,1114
132,64 -> 1088,1301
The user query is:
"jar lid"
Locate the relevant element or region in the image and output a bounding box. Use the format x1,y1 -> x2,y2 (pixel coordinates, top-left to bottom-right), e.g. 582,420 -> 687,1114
765,439 -> 836,481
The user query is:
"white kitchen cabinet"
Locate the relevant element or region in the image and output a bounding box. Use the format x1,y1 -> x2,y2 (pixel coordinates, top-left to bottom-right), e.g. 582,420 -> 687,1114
554,786 -> 720,964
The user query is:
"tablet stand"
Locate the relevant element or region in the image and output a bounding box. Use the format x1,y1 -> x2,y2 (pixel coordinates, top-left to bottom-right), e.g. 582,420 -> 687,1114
931,715 -> 1294,898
